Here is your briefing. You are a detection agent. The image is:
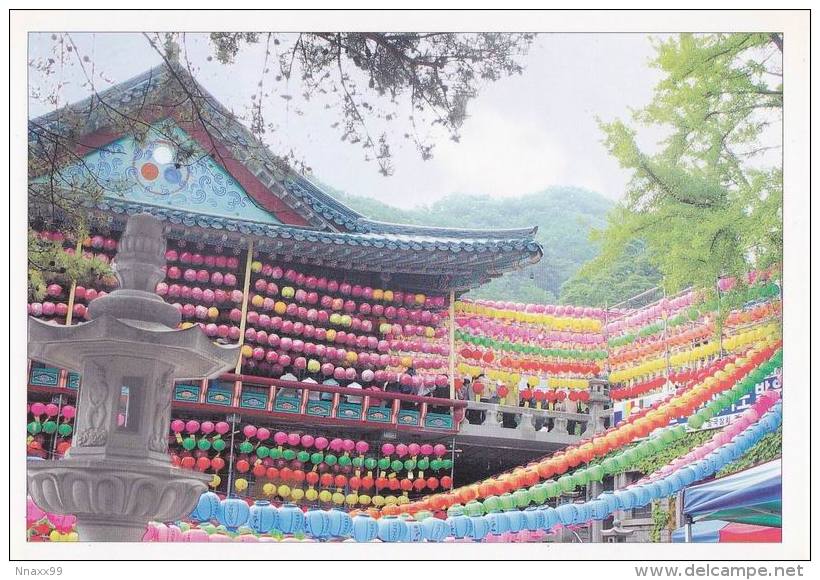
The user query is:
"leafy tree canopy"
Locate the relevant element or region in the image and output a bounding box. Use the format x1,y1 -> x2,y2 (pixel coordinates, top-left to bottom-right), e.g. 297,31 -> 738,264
592,33 -> 782,292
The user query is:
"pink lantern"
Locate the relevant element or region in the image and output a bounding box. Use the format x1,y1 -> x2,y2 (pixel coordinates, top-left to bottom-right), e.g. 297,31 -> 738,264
329,438 -> 344,452
214,421 -> 230,435
314,436 -> 329,450
170,419 -> 185,433
185,420 -> 201,434
301,434 -> 315,448
355,441 -> 369,454
287,433 -> 301,446
381,443 -> 396,456
243,425 -> 258,438
274,431 -> 288,446
395,444 -> 409,458
342,439 -> 356,453
61,405 -> 76,420
433,444 -> 447,457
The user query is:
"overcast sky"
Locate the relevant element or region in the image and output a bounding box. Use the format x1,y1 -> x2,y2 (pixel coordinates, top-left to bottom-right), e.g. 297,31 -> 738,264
29,32 -> 665,208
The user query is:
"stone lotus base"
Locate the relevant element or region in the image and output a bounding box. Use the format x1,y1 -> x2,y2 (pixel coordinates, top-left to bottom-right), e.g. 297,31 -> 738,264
27,458 -> 209,542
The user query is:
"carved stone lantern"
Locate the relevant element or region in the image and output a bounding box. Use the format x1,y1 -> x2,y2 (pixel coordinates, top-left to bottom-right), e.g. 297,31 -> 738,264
27,213 -> 239,541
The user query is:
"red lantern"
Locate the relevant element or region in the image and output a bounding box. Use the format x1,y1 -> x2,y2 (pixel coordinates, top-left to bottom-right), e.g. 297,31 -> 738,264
266,467 -> 280,480
306,471 -> 319,486
361,475 -> 374,489
252,463 -> 266,478
389,478 -> 401,492
292,470 -> 306,484
280,467 -> 293,481
472,382 -> 484,395
320,473 -> 334,487
181,456 -> 196,470
375,477 -> 389,490
440,476 -> 453,489
413,478 -> 426,491
426,477 -> 440,491
497,385 -> 509,398
523,469 -> 540,487
235,459 -> 250,473
520,389 -> 533,401
211,457 -> 226,472
196,457 -> 211,472
334,474 -> 348,488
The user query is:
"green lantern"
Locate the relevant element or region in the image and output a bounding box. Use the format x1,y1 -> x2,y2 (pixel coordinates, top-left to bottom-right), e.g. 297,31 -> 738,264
27,421 -> 41,435
42,421 -> 57,434
338,455 -> 352,467
390,459 -> 403,472
297,450 -> 310,463
403,459 -> 416,471
239,441 -> 254,454
529,484 -> 548,505
557,474 -> 575,493
311,452 -> 324,465
255,445 -> 269,458
212,438 -> 226,452
573,469 -> 589,487
417,457 -> 430,471
282,449 -> 296,461
198,439 -> 212,451
365,457 -> 378,470
182,437 -> 196,451
465,500 -> 486,517
587,464 -> 605,483
544,480 -> 560,498
430,459 -> 442,471
441,459 -> 453,470
649,438 -> 665,454
483,495 -> 502,513
324,453 -> 337,466
446,504 -> 465,517
687,414 -> 705,430
57,423 -> 72,437
499,493 -> 516,511
512,488 -> 530,508
377,457 -> 390,470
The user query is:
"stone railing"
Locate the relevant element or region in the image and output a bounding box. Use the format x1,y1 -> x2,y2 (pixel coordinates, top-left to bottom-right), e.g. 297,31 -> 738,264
461,400 -> 606,438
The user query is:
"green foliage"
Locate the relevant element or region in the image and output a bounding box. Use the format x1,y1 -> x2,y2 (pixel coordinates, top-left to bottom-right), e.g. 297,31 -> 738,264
650,501 -> 671,543
716,426 -> 781,478
559,239 -> 662,307
27,231 -> 111,301
331,185 -> 614,303
591,33 -> 782,293
629,430 -> 714,476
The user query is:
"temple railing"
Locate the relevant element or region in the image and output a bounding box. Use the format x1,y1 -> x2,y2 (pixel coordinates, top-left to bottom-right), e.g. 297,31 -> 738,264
26,361 -> 467,436
461,401 -> 603,438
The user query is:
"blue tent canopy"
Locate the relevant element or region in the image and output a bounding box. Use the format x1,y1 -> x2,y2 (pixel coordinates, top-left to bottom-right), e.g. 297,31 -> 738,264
671,520 -> 727,543
683,461 -> 781,527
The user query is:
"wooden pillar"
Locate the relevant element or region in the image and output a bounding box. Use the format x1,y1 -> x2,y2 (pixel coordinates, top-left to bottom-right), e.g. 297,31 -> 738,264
234,239 -> 254,374
448,289 -> 456,400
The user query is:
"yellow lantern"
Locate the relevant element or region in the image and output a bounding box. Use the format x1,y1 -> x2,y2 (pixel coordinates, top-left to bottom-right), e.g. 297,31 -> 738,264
251,261 -> 262,273
346,493 -> 359,506
263,482 -> 275,496
251,294 -> 264,308
384,495 -> 398,506
358,495 -> 372,506
181,322 -> 195,329
207,307 -> 219,319
210,475 -> 221,488
373,289 -> 384,301
332,492 -> 345,506
371,495 -> 385,507
305,488 -> 319,502
235,478 -> 248,492
277,484 -> 291,498
274,301 -> 287,315
318,490 -> 332,503
49,530 -> 62,542
241,345 -> 253,358
397,495 -> 409,505
290,487 -> 305,502
383,290 -> 394,302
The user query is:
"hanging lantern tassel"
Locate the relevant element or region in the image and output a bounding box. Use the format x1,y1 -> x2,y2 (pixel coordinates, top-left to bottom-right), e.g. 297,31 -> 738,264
175,432 -> 184,445
408,469 -> 414,480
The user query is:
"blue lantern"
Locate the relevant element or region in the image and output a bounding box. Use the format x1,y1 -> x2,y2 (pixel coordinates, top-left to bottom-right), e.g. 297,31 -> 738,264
467,516 -> 489,541
377,516 -> 407,543
523,507 -> 544,531
217,497 -> 250,531
405,520 -> 424,543
328,508 -> 353,538
448,513 -> 473,539
484,511 -> 509,536
505,509 -> 525,533
574,502 -> 592,524
421,516 -> 448,542
616,489 -> 637,510
351,513 -> 378,543
278,502 -> 305,535
556,503 -> 579,526
189,491 -> 220,522
248,500 -> 278,534
679,466 -> 698,486
656,478 -> 673,498
538,506 -> 559,530
305,509 -> 332,540
589,499 -> 610,520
